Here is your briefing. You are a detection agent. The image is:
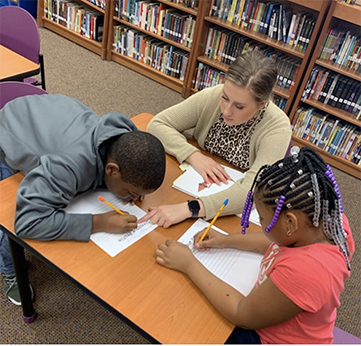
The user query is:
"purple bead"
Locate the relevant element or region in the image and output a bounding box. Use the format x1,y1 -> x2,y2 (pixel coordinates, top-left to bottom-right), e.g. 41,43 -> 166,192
326,165 -> 344,213
265,195 -> 285,233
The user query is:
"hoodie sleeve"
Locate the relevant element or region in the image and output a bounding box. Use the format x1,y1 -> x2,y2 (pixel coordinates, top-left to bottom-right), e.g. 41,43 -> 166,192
15,154 -> 93,241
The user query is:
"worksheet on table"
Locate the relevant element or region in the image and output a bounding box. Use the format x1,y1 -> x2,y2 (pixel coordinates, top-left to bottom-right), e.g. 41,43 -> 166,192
65,189 -> 157,257
178,219 -> 262,295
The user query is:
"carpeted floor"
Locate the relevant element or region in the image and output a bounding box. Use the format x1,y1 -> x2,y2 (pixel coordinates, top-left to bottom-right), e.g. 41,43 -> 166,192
0,28 -> 360,344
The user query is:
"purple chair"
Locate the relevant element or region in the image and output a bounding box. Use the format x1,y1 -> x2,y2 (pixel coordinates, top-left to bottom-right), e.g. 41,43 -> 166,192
0,81 -> 48,108
0,6 -> 46,90
333,327 -> 361,344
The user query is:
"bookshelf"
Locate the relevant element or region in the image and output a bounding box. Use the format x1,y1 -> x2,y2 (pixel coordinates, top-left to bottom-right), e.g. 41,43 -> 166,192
185,0 -> 331,114
289,0 -> 361,179
36,0 -> 360,178
37,0 -> 109,59
105,0 -> 210,95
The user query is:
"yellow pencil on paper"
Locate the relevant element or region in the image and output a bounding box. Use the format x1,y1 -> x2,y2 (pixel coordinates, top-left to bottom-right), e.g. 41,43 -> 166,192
98,195 -> 124,215
198,199 -> 229,242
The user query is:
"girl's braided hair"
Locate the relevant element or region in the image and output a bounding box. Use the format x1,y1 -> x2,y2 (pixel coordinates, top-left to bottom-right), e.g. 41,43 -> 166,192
240,146 -> 351,270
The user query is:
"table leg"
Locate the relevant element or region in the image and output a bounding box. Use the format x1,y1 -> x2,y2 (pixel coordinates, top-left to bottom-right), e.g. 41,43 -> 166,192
8,237 -> 37,323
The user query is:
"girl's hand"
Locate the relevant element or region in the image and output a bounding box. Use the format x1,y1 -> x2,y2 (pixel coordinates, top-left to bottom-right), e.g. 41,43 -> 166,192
155,239 -> 195,273
194,228 -> 229,251
186,152 -> 231,186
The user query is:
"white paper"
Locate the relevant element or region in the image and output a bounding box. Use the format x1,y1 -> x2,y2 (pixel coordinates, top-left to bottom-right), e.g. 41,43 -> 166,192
178,219 -> 262,296
65,189 -> 157,257
173,165 -> 245,198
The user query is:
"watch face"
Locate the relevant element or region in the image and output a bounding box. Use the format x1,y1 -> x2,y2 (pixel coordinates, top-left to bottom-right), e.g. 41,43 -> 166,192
188,200 -> 200,218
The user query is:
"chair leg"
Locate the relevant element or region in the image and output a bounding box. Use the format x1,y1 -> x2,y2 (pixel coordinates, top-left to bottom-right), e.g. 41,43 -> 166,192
39,54 -> 46,91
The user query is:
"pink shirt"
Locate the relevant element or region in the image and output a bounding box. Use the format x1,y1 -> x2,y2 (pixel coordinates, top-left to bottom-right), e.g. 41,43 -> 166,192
256,214 -> 355,344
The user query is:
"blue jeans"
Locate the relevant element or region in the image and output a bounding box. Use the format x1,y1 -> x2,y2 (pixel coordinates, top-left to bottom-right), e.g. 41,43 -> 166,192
0,231 -> 14,275
0,161 -> 17,275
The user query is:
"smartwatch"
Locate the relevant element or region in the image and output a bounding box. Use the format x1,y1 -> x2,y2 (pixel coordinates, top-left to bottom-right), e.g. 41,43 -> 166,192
187,200 -> 200,218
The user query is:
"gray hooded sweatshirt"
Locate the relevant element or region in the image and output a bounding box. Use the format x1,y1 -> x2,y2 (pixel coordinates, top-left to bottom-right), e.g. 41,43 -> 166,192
0,94 -> 138,241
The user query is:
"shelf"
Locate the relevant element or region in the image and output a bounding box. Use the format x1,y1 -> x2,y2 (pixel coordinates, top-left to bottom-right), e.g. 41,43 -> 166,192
287,0 -> 325,11
113,17 -> 192,52
82,0 -> 105,14
157,0 -> 198,16
292,137 -> 361,178
197,55 -> 229,72
109,50 -> 184,94
333,2 -> 361,25
205,17 -> 306,59
303,99 -> 361,127
273,85 -> 291,99
316,59 -> 361,82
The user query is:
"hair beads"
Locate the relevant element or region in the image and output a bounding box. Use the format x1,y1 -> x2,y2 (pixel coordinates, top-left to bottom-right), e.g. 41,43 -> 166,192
241,191 -> 254,234
325,165 -> 344,213
265,195 -> 285,233
239,147 -> 351,270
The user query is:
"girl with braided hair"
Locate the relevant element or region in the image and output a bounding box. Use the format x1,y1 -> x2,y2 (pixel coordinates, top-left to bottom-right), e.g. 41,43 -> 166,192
155,147 -> 354,344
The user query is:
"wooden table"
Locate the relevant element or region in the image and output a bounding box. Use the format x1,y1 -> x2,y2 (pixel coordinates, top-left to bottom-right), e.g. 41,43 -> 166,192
0,113 -> 261,344
0,45 -> 40,82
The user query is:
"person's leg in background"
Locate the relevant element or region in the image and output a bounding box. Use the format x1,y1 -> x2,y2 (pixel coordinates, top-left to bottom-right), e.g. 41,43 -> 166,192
0,230 -> 22,305
0,161 -> 33,305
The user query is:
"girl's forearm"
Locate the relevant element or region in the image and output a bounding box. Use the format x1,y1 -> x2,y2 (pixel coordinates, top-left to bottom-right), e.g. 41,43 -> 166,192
185,259 -> 245,326
224,232 -> 271,254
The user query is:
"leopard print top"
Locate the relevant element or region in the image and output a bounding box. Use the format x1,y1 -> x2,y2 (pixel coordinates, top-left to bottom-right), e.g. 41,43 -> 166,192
204,107 -> 266,170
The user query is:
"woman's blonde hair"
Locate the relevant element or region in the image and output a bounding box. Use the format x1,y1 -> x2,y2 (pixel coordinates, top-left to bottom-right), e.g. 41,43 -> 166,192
225,50 -> 277,103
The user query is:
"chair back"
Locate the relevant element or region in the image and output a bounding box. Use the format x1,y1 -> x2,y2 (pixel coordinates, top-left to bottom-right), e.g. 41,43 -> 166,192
0,82 -> 48,108
0,6 -> 40,64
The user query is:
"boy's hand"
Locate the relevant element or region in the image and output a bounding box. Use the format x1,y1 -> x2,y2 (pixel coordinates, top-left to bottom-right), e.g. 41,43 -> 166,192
155,239 -> 195,273
194,228 -> 228,251
92,212 -> 137,234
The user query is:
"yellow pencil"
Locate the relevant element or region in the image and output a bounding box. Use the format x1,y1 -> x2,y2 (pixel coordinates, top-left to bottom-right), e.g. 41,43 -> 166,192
98,195 -> 125,215
198,199 -> 229,242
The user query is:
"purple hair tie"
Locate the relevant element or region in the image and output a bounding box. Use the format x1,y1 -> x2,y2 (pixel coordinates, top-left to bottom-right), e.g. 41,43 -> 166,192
325,165 -> 344,213
265,195 -> 286,233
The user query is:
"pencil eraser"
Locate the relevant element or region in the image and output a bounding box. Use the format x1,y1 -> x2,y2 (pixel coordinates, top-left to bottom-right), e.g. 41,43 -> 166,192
224,198 -> 229,205
98,195 -> 105,202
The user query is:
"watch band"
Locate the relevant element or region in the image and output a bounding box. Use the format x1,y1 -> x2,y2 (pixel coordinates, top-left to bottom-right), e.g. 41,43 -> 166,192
187,199 -> 200,218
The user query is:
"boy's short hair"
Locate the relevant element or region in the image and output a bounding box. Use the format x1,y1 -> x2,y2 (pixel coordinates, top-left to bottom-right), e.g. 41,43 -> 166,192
108,131 -> 166,191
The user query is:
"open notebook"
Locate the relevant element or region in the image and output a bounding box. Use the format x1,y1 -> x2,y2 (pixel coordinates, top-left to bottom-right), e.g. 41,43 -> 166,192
172,164 -> 245,198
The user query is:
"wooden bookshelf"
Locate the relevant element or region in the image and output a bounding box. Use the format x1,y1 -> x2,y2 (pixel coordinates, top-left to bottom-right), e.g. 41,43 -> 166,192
36,0 -> 360,178
289,0 -> 361,179
37,0 -> 109,59
183,0 -> 331,114
105,0 -> 210,96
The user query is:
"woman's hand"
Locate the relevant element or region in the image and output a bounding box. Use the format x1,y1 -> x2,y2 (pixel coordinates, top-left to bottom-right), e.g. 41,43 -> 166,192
138,202 -> 194,228
186,152 -> 231,186
155,239 -> 196,273
194,228 -> 229,251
